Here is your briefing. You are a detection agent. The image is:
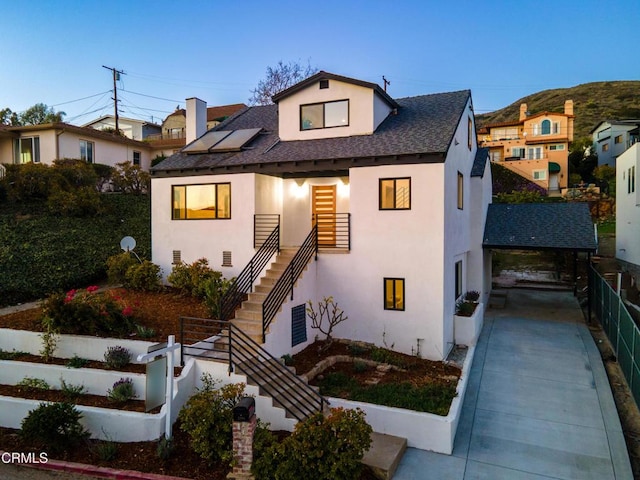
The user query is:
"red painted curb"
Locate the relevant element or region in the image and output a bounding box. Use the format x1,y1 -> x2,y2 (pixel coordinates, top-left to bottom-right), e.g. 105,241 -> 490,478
1,451 -> 192,480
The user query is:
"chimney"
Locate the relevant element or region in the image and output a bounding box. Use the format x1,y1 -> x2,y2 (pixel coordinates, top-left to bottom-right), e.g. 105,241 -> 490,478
564,99 -> 574,116
186,97 -> 207,144
519,103 -> 528,121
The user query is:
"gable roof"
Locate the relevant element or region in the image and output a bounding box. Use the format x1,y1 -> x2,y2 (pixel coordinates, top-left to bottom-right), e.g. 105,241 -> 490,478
5,123 -> 151,149
162,104 -> 247,123
271,71 -> 399,109
483,203 -> 596,252
152,89 -> 471,177
82,115 -> 160,128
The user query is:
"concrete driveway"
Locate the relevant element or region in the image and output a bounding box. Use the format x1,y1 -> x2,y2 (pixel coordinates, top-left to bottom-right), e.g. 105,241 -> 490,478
395,289 -> 633,479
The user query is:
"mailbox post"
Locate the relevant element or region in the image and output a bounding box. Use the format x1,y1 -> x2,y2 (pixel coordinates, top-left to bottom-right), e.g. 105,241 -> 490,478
229,397 -> 257,480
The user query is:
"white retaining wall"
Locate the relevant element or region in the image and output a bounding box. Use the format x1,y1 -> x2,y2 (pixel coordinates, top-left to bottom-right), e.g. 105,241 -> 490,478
454,302 -> 485,347
328,344 -> 475,454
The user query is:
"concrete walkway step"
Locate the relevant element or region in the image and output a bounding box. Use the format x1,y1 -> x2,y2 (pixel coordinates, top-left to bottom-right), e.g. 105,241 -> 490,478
362,432 -> 407,480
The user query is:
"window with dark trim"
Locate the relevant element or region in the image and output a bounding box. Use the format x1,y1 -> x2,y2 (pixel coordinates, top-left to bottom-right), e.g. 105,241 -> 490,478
172,183 -> 231,220
133,151 -> 141,166
541,119 -> 551,135
615,135 -> 623,144
457,172 -> 464,210
455,261 -> 463,299
14,136 -> 40,163
300,99 -> 349,130
384,278 -> 405,311
379,177 -> 411,210
468,116 -> 473,150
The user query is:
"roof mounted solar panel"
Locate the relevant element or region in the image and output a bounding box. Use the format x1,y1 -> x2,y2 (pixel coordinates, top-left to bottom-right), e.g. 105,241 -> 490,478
183,130 -> 232,154
210,128 -> 262,152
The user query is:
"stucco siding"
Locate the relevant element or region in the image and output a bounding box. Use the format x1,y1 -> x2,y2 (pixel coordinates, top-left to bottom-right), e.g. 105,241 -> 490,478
278,80 -> 376,141
616,144 -> 640,269
151,173 -> 257,282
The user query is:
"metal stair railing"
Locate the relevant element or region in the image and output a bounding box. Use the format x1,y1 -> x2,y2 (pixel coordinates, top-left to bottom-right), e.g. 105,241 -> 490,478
179,316 -> 324,422
219,223 -> 280,321
262,225 -> 318,341
312,212 -> 350,250
229,323 -> 324,422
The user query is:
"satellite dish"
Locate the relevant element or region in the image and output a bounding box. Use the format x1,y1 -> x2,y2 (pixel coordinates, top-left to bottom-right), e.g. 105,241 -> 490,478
120,236 -> 136,252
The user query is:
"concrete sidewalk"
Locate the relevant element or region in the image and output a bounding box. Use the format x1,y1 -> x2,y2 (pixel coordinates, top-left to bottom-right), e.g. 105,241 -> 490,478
394,289 -> 633,479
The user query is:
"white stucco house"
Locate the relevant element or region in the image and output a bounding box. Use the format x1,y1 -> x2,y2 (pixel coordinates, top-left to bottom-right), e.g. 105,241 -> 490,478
616,142 -> 640,277
0,122 -> 154,170
82,115 -> 161,141
151,71 -> 492,361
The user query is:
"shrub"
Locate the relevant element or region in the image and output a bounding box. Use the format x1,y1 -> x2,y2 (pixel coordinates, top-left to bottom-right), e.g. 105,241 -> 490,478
168,258 -> 216,298
112,161 -> 150,195
47,184 -> 103,217
95,439 -> 118,461
107,377 -> 137,402
0,349 -> 27,360
104,346 -> 131,369
6,162 -> 52,201
66,355 -> 89,368
17,377 -> 50,391
124,260 -> 162,291
135,324 -> 156,339
60,378 -> 86,401
252,408 -> 372,480
307,296 -> 348,346
202,272 -> 234,318
353,360 -> 370,373
464,290 -> 480,302
106,252 -> 138,285
157,436 -> 174,460
20,402 -> 89,454
178,375 -> 246,465
42,287 -> 136,337
455,299 -> 477,317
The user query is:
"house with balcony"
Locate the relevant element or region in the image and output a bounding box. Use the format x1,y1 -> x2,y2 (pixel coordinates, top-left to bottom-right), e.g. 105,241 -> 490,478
478,101 -> 574,194
147,103 -> 247,156
150,71 -> 492,362
616,142 -> 640,277
0,122 -> 153,170
592,120 -> 640,167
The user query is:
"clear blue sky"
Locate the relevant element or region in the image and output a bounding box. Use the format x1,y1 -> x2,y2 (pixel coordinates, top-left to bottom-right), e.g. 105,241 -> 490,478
1,0 -> 638,126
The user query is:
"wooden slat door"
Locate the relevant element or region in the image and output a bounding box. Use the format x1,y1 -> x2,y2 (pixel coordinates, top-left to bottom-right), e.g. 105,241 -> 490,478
312,185 -> 336,247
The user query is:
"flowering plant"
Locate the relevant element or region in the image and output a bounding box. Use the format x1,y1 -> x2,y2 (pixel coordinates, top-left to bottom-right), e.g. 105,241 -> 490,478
43,287 -> 137,337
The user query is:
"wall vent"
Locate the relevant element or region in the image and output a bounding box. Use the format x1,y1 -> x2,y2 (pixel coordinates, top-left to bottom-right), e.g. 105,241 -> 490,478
319,79 -> 329,89
172,250 -> 181,264
222,251 -> 232,267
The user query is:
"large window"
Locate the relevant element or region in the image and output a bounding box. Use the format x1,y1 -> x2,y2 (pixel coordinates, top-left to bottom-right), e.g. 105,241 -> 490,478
300,100 -> 349,130
384,278 -> 405,311
14,137 -> 40,163
80,140 -> 94,163
172,183 -> 231,220
541,120 -> 551,135
379,178 -> 411,210
457,172 -> 464,210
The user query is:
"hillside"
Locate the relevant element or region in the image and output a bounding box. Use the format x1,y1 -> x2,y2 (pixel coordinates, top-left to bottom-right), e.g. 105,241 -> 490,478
475,81 -> 640,139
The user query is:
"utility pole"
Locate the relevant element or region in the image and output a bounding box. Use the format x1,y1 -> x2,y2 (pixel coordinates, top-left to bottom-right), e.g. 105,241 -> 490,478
102,65 -> 125,133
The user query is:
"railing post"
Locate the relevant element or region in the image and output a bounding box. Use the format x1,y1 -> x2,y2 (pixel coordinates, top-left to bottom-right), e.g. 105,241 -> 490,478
228,324 -> 234,375
250,261 -> 254,293
314,225 -> 318,261
347,213 -> 351,251
290,265 -> 294,301
179,318 -> 184,367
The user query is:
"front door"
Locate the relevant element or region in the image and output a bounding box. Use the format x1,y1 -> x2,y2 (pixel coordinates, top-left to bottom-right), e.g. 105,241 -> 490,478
312,185 -> 336,247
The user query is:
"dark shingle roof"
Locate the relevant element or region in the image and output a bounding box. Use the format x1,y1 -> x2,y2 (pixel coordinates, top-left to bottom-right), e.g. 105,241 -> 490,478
153,90 -> 471,174
483,203 -> 596,252
471,147 -> 489,177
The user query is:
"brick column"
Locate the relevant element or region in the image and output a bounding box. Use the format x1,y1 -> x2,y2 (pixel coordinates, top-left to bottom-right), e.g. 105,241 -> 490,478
227,414 -> 256,480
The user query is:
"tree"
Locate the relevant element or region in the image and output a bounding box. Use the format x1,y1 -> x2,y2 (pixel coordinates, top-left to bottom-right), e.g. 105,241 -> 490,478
0,103 -> 65,126
0,108 -> 19,126
568,137 -> 598,181
248,60 -> 318,106
19,103 -> 65,125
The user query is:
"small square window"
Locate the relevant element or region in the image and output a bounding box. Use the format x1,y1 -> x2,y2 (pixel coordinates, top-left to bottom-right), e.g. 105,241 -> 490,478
379,178 -> 411,210
384,278 -> 405,311
615,135 -> 623,144
319,79 -> 329,89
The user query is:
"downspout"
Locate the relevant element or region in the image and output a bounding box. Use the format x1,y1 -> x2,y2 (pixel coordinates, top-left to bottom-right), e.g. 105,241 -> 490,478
55,127 -> 65,160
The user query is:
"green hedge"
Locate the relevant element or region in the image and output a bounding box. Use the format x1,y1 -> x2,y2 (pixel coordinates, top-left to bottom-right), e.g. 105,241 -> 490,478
0,194 -> 150,307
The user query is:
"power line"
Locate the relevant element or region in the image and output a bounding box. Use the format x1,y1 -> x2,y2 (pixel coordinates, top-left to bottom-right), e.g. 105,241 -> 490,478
120,89 -> 183,104
51,91 -> 111,107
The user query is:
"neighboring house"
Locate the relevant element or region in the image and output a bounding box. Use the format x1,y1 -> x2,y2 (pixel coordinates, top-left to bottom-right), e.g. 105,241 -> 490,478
591,120 -> 640,167
0,122 -> 153,170
151,71 -> 492,361
148,103 -> 247,156
82,115 -> 161,141
616,142 -> 640,277
478,101 -> 574,194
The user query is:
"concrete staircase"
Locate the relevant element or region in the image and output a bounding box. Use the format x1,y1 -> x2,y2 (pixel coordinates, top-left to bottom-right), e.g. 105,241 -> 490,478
231,247 -> 298,343
363,432 -> 408,480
